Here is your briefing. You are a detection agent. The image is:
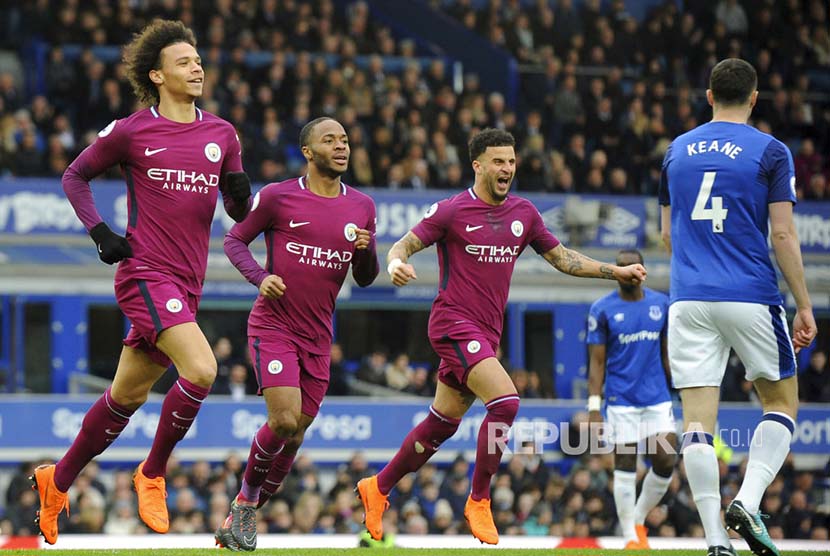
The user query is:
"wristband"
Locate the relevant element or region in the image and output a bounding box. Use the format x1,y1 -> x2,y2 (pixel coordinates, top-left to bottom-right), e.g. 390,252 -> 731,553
587,395 -> 602,412
387,258 -> 403,276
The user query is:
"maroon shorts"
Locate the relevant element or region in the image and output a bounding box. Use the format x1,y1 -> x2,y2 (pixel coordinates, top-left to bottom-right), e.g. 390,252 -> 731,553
431,332 -> 497,396
248,333 -> 330,417
115,273 -> 200,368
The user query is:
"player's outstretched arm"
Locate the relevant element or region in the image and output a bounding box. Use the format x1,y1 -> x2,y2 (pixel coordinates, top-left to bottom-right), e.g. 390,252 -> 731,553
769,201 -> 817,351
543,244 -> 647,284
386,231 -> 424,287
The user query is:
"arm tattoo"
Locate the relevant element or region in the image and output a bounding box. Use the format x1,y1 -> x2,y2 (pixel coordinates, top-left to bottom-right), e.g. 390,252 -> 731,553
549,246 -> 617,279
561,248 -> 584,275
400,233 -> 425,257
389,232 -> 425,263
598,264 -> 615,279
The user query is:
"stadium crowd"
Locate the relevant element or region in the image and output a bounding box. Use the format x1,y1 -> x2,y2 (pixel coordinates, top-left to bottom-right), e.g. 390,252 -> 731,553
3,448 -> 828,541
0,0 -> 828,198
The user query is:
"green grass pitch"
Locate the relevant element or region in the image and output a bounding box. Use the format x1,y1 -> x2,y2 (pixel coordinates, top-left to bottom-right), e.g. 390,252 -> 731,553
0,550 -> 824,555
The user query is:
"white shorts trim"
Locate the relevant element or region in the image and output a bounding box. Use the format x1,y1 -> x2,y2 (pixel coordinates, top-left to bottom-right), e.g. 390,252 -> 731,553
668,301 -> 796,389
605,401 -> 677,444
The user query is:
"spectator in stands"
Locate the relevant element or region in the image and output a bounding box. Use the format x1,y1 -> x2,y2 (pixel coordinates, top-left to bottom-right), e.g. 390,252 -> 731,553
384,353 -> 413,390
3,0 -> 830,198
7,487 -> 39,536
211,337 -> 235,395
404,365 -> 434,397
608,167 -> 631,195
216,363 -> 251,401
805,174 -> 828,201
799,349 -> 830,403
327,342 -> 351,396
357,348 -> 388,386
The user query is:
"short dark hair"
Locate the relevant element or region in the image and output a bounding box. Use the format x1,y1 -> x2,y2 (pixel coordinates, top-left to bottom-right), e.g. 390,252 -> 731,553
616,249 -> 643,265
123,19 -> 197,106
709,58 -> 757,106
468,128 -> 515,162
300,117 -> 335,147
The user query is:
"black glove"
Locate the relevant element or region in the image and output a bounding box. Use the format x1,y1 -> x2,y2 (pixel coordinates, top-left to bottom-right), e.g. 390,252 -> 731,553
225,171 -> 251,204
90,222 -> 133,265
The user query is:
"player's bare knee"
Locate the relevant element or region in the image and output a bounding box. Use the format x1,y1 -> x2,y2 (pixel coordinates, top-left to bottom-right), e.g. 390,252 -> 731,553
111,389 -> 148,410
651,451 -> 676,477
268,411 -> 299,438
181,360 -> 217,388
284,430 -> 306,454
614,451 -> 637,472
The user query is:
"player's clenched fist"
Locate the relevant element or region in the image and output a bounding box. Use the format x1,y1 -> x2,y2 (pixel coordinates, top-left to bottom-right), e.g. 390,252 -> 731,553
614,263 -> 647,285
225,171 -> 251,204
354,228 -> 372,250
90,222 -> 133,265
260,274 -> 286,299
387,258 -> 417,287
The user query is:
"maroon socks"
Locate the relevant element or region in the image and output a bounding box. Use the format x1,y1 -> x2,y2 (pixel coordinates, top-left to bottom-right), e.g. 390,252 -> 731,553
239,423 -> 287,502
54,387 -> 134,491
377,406 -> 461,494
142,378 -> 209,478
471,395 -> 520,500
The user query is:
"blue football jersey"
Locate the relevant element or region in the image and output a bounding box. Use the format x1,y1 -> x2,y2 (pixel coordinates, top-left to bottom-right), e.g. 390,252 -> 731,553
586,288 -> 671,407
659,121 -> 796,305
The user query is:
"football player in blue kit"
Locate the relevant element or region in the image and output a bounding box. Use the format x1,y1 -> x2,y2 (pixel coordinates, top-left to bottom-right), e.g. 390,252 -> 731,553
587,249 -> 675,550
660,58 -> 816,556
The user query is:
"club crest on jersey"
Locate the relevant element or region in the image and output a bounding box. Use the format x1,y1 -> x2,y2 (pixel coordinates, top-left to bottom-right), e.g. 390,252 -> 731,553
587,315 -> 598,332
166,298 -> 183,313
204,142 -> 222,163
267,360 -> 283,375
614,313 -> 625,322
344,223 -> 358,242
98,120 -> 116,137
467,340 -> 481,354
511,220 -> 524,237
649,305 -> 663,321
424,203 -> 438,218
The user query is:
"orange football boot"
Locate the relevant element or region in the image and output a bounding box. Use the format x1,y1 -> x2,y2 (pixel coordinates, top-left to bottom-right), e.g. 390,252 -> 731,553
464,495 -> 499,545
30,464 -> 69,545
356,475 -> 389,541
636,523 -> 650,548
133,460 -> 169,533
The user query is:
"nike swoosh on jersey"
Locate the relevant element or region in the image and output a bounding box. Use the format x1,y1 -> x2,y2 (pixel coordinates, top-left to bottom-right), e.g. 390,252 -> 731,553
289,220 -> 310,228
144,147 -> 167,156
253,453 -> 272,461
465,225 -> 484,232
105,429 -> 120,435
172,411 -> 196,420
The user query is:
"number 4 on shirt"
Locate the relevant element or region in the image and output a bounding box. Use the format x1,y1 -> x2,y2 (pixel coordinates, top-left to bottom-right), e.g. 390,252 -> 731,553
691,171 -> 728,233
